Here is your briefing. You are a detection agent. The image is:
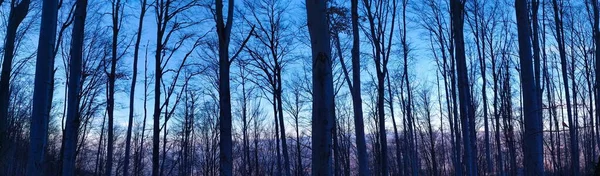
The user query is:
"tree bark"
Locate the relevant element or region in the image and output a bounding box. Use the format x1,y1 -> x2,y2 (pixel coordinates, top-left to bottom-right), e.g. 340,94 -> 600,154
450,0 -> 477,175
350,1 -> 369,175
0,1 -> 31,171
306,0 -> 335,175
125,0 -> 147,175
515,0 -> 544,175
106,1 -> 121,175
216,0 -> 234,175
62,0 -> 88,175
27,0 -> 57,174
551,0 -> 579,175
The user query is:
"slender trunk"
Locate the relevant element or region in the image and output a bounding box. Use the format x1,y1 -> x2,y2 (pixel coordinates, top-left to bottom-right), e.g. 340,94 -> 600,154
95,112 -> 107,176
593,0 -> 600,169
62,0 -> 88,174
135,51 -> 149,176
216,0 -> 235,175
551,0 -> 579,174
276,79 -> 291,176
125,1 -> 147,175
515,0 -> 544,174
241,69 -> 250,176
351,0 -> 369,174
27,0 -> 57,174
106,1 -> 121,175
152,16 -> 162,176
274,96 -> 282,176
451,0 -> 477,175
386,74 -> 402,175
306,0 -> 335,174
0,1 -> 31,171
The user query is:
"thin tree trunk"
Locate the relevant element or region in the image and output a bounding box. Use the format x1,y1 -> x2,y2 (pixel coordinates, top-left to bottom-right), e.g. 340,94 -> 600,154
106,1 -> 121,175
276,81 -> 291,176
451,0 -> 477,175
124,0 -> 147,175
216,0 -> 235,175
515,0 -> 544,174
27,0 -> 58,174
0,1 -> 31,171
350,0 -> 369,174
593,0 -> 600,169
551,0 -> 579,175
62,0 -> 88,174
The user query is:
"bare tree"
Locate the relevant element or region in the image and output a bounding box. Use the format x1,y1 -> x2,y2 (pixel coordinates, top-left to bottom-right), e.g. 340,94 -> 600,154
515,0 -> 544,175
0,0 -> 31,170
306,0 -> 335,174
330,0 -> 369,174
62,0 -> 88,175
213,0 -> 253,175
361,0 -> 397,174
242,0 -> 294,175
105,0 -> 125,174
551,0 -> 579,175
450,0 -> 477,175
27,0 -> 58,174
124,0 -> 148,175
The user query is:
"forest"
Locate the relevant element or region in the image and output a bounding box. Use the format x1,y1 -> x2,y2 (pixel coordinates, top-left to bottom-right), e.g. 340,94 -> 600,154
0,0 -> 597,175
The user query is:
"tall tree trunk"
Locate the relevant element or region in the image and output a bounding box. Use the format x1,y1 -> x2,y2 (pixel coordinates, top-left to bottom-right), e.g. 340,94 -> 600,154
62,0 -> 88,174
451,0 -> 477,175
551,0 -> 579,175
152,13 -> 162,176
386,74 -> 402,175
0,0 -> 31,171
216,0 -> 235,175
593,0 -> 600,169
351,0 -> 369,174
276,79 -> 292,176
106,1 -> 121,175
27,0 -> 57,174
125,1 -> 147,176
306,0 -> 335,174
515,0 -> 544,175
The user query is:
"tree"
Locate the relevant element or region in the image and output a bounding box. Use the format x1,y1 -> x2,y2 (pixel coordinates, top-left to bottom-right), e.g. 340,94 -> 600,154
593,0 -> 600,170
242,0 -> 294,174
306,0 -> 335,175
124,0 -> 148,175
515,0 -> 544,175
0,0 -> 31,170
151,0 -> 198,175
329,0 -> 369,174
214,0 -> 253,175
362,0 -> 397,174
350,0 -> 369,174
450,0 -> 477,175
105,0 -> 124,174
27,0 -> 59,175
551,0 -> 579,175
61,0 -> 88,175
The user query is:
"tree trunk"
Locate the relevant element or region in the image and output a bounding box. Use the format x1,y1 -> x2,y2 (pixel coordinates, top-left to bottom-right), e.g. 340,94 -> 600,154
62,0 -> 88,175
593,0 -> 600,169
515,0 -> 544,175
125,1 -> 147,176
351,1 -> 369,174
27,0 -> 57,174
551,0 -> 579,175
450,0 -> 477,175
216,0 -> 235,175
106,1 -> 121,175
306,0 -> 335,175
0,1 -> 31,171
